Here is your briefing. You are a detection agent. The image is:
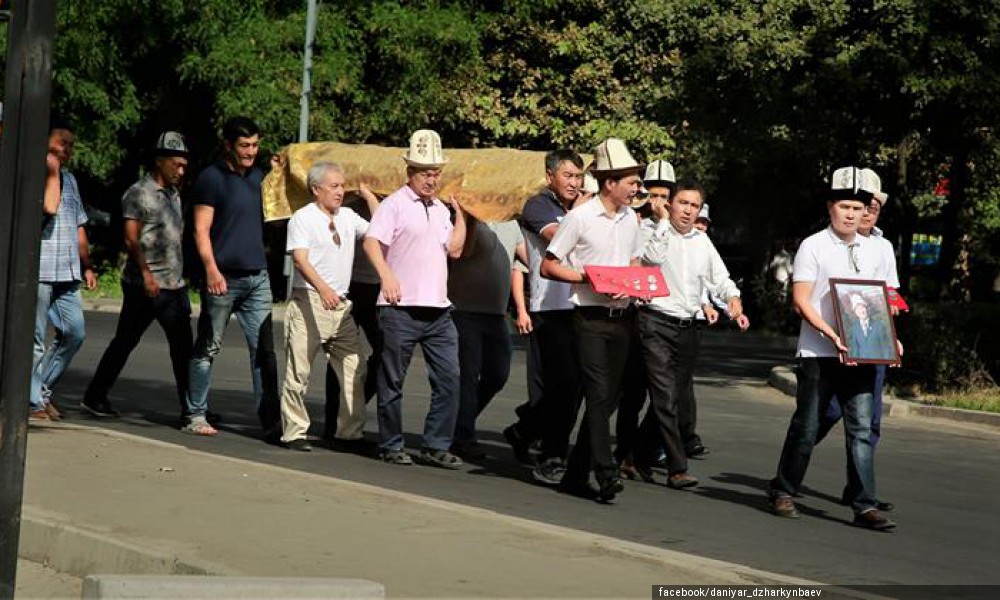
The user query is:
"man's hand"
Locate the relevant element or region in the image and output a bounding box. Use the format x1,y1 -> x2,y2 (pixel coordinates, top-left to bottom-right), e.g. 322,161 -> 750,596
318,284 -> 341,310
727,296 -> 743,319
515,310 -> 533,335
703,305 -> 720,325
650,196 -> 669,221
358,182 -> 378,204
380,272 -> 402,305
735,314 -> 750,331
46,152 -> 61,176
142,271 -> 160,298
206,268 -> 228,296
83,267 -> 97,291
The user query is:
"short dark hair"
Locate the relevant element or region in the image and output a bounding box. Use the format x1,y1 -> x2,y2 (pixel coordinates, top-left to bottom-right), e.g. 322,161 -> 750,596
49,115 -> 73,135
670,177 -> 705,202
222,116 -> 261,144
545,149 -> 583,173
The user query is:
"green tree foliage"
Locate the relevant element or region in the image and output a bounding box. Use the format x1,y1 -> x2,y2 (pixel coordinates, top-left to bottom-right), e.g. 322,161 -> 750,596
3,0 -> 998,302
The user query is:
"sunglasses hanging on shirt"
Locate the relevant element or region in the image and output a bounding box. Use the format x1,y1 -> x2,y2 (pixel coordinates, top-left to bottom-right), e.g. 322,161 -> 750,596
328,219 -> 341,246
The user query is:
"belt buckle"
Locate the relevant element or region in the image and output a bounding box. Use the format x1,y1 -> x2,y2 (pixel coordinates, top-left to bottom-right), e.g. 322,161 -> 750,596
608,306 -> 625,318
677,316 -> 693,328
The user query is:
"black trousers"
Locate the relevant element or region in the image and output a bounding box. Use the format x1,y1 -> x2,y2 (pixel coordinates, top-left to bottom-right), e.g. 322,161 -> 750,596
84,284 -> 193,415
513,309 -> 582,460
634,310 -> 699,475
324,281 -> 381,439
613,336 -> 648,463
564,308 -> 635,487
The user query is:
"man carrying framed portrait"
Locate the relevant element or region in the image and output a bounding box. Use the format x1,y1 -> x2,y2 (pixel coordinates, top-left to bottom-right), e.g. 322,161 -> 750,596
767,166 -> 901,531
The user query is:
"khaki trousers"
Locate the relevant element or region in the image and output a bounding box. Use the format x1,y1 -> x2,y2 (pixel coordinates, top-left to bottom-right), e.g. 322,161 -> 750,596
280,289 -> 367,442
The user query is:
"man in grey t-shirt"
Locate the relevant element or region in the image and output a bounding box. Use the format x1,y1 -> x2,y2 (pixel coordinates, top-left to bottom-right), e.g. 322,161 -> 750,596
448,217 -> 526,459
83,132 -> 194,420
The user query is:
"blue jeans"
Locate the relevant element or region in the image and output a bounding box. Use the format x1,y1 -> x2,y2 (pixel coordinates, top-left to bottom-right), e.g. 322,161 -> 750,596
376,306 -> 460,452
31,282 -> 86,409
187,271 -> 279,429
816,364 -> 886,446
770,358 -> 878,512
452,311 -> 512,446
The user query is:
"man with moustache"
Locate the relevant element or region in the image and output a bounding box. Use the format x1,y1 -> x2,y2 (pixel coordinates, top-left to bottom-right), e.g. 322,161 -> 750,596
183,116 -> 280,438
767,167 -> 898,531
279,162 -> 378,452
633,179 -> 743,490
364,129 -> 468,468
505,149 -> 585,484
542,138 -> 644,503
82,133 -> 194,420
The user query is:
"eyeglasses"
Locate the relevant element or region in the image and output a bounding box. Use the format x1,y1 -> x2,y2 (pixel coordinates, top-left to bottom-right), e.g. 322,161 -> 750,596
329,219 -> 341,246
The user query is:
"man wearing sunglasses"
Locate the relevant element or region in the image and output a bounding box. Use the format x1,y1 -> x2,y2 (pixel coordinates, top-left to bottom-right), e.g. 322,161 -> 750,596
278,162 -> 379,451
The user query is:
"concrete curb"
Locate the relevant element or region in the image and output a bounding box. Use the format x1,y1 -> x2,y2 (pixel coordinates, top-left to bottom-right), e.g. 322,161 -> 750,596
82,575 -> 384,599
24,424 -> 827,591
20,507 -> 224,578
768,366 -> 1000,429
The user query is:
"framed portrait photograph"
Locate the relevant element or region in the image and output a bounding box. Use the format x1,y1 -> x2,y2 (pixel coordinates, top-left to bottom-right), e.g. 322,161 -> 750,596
829,278 -> 901,366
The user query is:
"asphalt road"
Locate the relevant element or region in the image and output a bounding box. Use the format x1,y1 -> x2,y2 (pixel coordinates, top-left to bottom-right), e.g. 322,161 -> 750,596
44,311 -> 1000,588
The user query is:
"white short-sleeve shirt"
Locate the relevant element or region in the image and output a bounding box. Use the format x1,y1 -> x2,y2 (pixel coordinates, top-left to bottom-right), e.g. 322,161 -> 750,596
545,196 -> 641,307
794,226 -> 893,357
286,202 -> 369,294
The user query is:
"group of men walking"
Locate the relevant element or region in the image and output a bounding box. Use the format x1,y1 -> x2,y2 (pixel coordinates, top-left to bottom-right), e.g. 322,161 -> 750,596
30,119 -> 900,530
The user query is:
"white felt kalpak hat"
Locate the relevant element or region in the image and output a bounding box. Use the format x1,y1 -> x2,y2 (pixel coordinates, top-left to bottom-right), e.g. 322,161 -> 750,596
697,203 -> 711,223
830,166 -> 877,202
589,138 -> 644,177
859,168 -> 889,205
643,159 -> 676,188
402,129 -> 448,168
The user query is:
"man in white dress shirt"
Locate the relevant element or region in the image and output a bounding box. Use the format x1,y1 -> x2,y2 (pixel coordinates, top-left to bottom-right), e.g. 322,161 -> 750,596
634,179 -> 743,489
542,138 -> 643,503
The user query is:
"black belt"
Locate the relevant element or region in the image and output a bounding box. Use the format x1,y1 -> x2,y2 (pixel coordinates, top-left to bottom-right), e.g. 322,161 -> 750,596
639,308 -> 701,328
576,305 -> 636,320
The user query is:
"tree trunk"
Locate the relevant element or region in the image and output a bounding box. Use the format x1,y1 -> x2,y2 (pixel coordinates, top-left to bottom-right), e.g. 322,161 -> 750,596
939,149 -> 973,301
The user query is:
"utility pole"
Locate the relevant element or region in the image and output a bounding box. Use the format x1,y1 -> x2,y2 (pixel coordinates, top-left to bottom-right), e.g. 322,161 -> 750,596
287,0 -> 319,299
0,1 -> 58,596
298,0 -> 319,144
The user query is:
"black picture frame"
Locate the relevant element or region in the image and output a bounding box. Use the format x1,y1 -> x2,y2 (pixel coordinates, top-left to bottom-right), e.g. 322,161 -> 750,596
829,278 -> 901,366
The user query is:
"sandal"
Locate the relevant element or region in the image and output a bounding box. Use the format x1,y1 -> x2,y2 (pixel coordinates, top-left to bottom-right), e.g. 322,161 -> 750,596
418,448 -> 463,470
181,419 -> 218,436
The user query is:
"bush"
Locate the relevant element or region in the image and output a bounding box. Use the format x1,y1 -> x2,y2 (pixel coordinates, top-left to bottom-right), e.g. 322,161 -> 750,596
893,302 -> 1000,394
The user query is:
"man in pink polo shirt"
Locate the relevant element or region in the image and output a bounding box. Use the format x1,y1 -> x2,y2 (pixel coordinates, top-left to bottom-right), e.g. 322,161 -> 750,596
363,129 -> 468,468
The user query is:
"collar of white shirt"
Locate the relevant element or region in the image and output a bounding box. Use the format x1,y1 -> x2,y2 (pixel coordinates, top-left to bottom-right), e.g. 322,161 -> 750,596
584,196 -> 630,222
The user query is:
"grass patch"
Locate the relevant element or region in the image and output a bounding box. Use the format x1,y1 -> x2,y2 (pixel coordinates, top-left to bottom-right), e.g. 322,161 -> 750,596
917,390 -> 1000,414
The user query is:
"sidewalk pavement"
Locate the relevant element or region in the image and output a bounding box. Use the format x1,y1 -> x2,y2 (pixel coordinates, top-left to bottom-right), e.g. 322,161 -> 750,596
16,559 -> 82,599
20,424 -> 818,598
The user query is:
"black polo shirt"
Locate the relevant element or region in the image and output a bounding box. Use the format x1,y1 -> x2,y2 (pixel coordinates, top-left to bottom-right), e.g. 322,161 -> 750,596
192,161 -> 267,273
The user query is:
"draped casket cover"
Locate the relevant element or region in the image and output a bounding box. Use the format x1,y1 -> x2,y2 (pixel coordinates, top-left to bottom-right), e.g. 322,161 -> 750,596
263,142 -> 590,222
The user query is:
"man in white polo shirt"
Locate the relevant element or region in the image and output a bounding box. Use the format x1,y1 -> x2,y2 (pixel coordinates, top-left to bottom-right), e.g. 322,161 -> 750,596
279,161 -> 377,452
767,166 -> 898,531
542,138 -> 643,503
813,168 -> 897,512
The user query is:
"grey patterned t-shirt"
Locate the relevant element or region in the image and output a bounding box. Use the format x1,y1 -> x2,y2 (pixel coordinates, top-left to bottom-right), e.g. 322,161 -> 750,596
122,174 -> 185,290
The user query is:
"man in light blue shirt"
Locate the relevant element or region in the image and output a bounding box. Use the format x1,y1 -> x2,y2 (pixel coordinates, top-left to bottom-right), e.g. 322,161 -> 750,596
31,122 -> 97,421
